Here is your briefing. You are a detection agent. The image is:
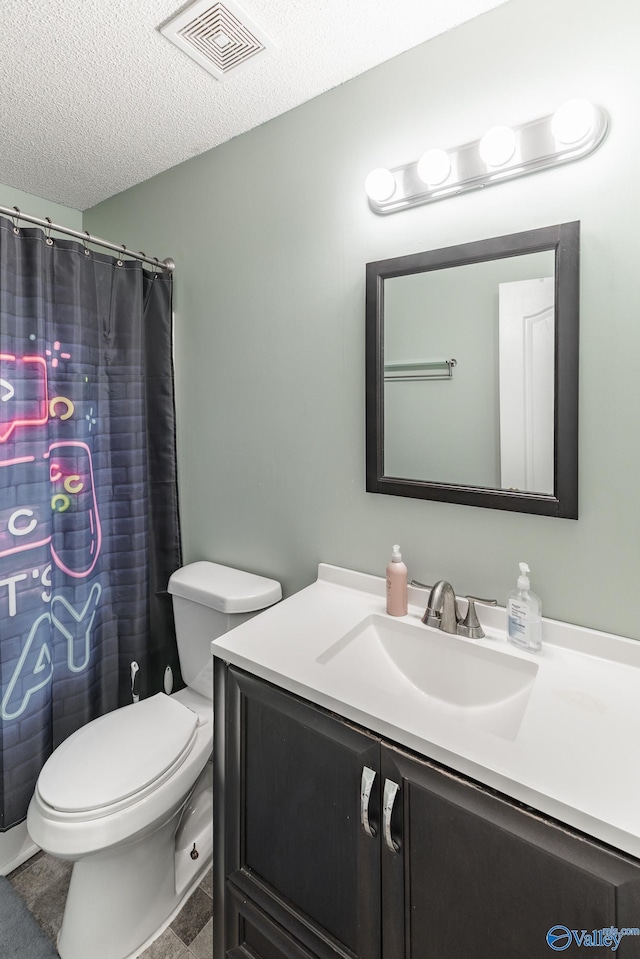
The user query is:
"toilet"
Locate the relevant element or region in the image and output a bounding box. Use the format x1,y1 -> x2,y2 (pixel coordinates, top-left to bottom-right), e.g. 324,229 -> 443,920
27,561 -> 281,959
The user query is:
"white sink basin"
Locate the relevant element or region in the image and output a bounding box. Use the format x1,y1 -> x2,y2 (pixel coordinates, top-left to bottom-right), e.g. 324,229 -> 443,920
316,613 -> 539,740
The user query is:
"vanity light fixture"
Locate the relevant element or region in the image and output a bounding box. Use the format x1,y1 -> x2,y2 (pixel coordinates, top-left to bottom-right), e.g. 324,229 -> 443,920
365,99 -> 608,214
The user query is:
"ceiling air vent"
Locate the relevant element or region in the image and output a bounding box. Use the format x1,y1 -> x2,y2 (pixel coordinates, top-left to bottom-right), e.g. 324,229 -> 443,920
160,0 -> 273,80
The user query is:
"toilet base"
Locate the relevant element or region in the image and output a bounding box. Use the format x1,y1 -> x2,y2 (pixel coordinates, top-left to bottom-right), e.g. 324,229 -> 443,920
119,867 -> 207,959
56,764 -> 213,959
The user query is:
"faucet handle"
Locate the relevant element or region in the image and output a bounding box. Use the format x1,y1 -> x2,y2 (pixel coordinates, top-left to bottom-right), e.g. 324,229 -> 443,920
458,595 -> 497,639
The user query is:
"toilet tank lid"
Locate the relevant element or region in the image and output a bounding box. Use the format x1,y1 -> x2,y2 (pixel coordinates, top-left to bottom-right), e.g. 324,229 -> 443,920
168,561 -> 282,613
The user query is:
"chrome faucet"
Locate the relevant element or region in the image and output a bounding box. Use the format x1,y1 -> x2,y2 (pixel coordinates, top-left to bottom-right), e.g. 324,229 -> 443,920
422,581 -> 459,633
411,580 -> 497,639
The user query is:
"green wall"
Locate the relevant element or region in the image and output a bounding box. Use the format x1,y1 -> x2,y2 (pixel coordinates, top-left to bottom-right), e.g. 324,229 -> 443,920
85,0 -> 640,639
0,183 -> 82,231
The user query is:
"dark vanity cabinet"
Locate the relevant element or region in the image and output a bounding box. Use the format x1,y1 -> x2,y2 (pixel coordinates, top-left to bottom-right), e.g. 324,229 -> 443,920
213,662 -> 640,959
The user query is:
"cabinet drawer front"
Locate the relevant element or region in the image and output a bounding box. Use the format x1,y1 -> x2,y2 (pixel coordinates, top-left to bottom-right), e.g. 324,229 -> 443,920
227,885 -> 320,959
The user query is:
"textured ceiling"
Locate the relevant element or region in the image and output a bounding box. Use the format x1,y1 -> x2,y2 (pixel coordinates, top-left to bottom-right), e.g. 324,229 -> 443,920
0,0 -> 512,211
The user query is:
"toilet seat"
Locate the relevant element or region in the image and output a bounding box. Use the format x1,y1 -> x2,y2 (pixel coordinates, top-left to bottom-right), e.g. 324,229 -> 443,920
37,694 -> 199,818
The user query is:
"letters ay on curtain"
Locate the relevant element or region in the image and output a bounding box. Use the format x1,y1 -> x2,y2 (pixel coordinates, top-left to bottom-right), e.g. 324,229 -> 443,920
0,216 -> 182,829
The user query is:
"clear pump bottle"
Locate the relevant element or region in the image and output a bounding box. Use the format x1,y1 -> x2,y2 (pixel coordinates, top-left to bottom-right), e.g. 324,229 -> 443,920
507,562 -> 542,652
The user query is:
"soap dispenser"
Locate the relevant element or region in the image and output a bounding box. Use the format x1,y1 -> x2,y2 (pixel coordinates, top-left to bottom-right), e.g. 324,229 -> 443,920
507,562 -> 542,652
386,545 -> 408,616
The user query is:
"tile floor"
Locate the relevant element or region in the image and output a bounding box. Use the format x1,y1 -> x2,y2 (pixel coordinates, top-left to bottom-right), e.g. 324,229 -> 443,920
7,850 -> 213,958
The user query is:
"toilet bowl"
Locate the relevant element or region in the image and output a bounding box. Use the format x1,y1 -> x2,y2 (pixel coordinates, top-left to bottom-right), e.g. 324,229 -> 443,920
27,562 -> 281,959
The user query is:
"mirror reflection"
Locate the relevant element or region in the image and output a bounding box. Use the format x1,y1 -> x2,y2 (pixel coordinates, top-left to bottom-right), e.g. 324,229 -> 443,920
384,251 -> 556,494
365,223 -> 579,517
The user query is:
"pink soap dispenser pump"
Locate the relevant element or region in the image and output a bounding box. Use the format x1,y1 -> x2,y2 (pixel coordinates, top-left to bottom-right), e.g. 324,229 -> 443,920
386,545 -> 408,616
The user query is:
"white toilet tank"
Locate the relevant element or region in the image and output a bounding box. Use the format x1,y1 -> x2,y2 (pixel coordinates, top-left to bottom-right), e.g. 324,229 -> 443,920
168,561 -> 282,696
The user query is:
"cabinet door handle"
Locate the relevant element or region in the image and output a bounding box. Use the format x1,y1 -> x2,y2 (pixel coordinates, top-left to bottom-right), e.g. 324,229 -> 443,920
383,778 -> 400,853
360,766 -> 377,838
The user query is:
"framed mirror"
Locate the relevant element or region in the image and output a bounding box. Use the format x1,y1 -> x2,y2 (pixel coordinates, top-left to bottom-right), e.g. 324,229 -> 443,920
365,222 -> 579,517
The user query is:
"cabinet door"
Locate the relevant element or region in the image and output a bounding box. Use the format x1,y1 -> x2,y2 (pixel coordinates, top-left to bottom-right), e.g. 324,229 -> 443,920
381,745 -> 640,959
215,663 -> 381,959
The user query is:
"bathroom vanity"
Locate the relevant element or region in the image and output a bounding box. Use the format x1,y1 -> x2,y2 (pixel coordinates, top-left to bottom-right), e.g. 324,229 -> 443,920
211,565 -> 640,959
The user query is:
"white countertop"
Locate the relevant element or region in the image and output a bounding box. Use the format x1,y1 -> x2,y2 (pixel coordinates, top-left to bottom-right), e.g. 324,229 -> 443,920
211,563 -> 640,858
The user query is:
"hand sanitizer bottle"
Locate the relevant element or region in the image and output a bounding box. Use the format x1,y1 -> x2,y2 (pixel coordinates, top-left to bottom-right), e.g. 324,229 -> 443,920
507,562 -> 542,652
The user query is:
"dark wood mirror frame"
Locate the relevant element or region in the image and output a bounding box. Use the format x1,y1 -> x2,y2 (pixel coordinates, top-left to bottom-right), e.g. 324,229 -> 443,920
365,221 -> 579,518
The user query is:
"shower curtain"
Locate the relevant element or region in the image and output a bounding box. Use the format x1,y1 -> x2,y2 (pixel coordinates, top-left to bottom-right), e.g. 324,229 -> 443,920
0,215 -> 182,829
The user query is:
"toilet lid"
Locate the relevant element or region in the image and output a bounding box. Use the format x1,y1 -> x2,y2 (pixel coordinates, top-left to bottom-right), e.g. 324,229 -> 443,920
38,694 -> 199,813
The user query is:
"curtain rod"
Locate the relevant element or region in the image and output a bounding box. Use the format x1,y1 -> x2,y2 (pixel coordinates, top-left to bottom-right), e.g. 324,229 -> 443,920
0,204 -> 175,272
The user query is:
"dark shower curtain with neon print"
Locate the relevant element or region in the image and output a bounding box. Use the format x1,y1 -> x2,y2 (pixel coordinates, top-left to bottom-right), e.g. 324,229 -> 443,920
0,214 -> 182,829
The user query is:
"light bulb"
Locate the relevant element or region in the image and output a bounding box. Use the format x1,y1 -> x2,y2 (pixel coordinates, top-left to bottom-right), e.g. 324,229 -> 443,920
365,167 -> 396,203
417,148 -> 451,186
551,98 -> 596,145
479,125 -> 517,167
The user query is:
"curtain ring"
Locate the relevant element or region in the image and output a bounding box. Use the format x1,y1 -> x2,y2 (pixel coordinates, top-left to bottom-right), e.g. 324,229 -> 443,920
139,252 -> 157,275
116,243 -> 126,267
153,256 -> 160,274
83,231 -> 91,256
11,206 -> 20,234
45,217 -> 54,246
